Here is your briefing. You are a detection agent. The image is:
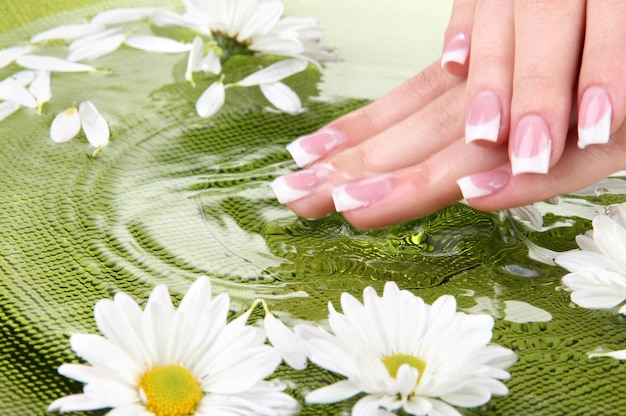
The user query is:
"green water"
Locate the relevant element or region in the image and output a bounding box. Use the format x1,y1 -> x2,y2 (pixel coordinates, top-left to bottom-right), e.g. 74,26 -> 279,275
1,2 -> 626,415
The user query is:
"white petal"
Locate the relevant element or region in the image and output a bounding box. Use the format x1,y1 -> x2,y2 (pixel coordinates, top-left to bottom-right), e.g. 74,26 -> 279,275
186,36 -> 205,83
260,82 -> 301,115
196,81 -> 225,118
28,70 -> 51,112
31,23 -> 104,43
150,9 -> 195,28
200,50 -> 221,75
237,0 -> 284,41
0,101 -> 20,121
47,393 -> 107,412
79,101 -> 110,147
68,31 -> 127,62
305,380 -> 361,404
90,7 -> 158,26
1,70 -> 35,87
16,55 -> 95,72
50,107 -> 81,143
124,35 -> 192,53
0,45 -> 33,69
237,58 -> 308,87
264,314 -> 307,370
0,84 -> 37,108
588,348 -> 626,360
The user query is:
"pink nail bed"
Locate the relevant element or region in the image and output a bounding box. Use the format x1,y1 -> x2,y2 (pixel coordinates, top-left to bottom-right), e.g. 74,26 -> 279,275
511,114 -> 551,175
578,86 -> 611,149
466,90 -> 501,143
441,32 -> 470,70
332,176 -> 393,212
457,170 -> 509,199
286,128 -> 343,167
271,168 -> 325,204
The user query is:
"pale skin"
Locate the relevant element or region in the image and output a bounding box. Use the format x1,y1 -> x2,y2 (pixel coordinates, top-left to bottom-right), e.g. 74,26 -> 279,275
271,0 -> 626,229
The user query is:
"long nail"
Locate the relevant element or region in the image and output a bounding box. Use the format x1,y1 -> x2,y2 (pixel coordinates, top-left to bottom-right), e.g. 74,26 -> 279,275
271,166 -> 331,204
457,170 -> 509,199
286,128 -> 344,167
332,176 -> 393,212
578,86 -> 612,149
511,114 -> 551,175
441,32 -> 470,71
466,90 -> 501,143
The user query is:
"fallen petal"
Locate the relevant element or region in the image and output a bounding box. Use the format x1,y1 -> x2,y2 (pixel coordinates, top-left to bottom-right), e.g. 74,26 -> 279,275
90,7 -> 158,26
1,70 -> 35,87
200,50 -> 221,75
124,35 -> 192,53
195,80 -> 225,118
16,55 -> 95,72
50,107 -> 81,143
0,45 -> 34,70
185,36 -> 205,84
79,101 -> 110,147
260,82 -> 301,115
30,23 -> 104,43
68,31 -> 127,62
0,84 -> 37,108
28,70 -> 52,113
150,9 -> 195,28
237,58 -> 307,87
0,101 -> 20,122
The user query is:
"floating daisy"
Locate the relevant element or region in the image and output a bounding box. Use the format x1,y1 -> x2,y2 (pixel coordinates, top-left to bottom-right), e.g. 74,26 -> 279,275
290,282 -> 516,416
49,276 -> 299,415
556,203 -> 626,314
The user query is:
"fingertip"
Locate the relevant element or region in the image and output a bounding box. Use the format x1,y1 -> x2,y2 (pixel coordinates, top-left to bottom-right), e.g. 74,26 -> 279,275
441,32 -> 470,77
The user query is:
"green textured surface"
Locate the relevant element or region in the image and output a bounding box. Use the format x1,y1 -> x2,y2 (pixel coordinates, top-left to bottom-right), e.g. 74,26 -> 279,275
2,2 -> 626,415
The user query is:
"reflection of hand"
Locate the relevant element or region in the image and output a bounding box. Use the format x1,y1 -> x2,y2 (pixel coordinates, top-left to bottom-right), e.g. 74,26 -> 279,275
271,2 -> 626,230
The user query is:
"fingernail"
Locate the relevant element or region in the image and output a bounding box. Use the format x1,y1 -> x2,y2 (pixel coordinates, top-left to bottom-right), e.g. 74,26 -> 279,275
466,90 -> 501,143
332,176 -> 393,212
511,114 -> 551,175
441,32 -> 470,71
457,170 -> 509,199
286,128 -> 344,167
578,86 -> 612,149
271,166 -> 331,204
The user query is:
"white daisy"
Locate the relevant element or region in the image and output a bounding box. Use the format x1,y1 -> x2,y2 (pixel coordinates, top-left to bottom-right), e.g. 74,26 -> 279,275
49,276 -> 299,415
174,0 -> 333,64
295,282 -> 516,416
555,203 -> 626,314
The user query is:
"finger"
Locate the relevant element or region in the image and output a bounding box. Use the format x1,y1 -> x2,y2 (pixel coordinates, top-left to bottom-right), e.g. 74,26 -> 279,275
464,0 -> 514,144
286,61 -> 461,167
458,126 -> 626,211
577,1 -> 626,149
275,82 -> 467,218
441,0 -> 476,76
334,139 -> 509,229
509,1 -> 585,176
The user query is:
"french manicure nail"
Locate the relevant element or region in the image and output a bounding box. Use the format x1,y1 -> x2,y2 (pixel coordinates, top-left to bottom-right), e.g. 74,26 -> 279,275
578,86 -> 612,149
441,32 -> 470,70
457,170 -> 509,199
466,90 -> 501,143
271,166 -> 330,204
332,176 -> 393,212
511,114 -> 551,175
286,128 -> 344,167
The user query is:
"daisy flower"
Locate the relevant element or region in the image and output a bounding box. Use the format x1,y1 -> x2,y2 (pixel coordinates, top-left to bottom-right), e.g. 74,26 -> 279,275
555,203 -> 626,314
174,0 -> 333,64
285,282 -> 517,416
49,276 -> 299,415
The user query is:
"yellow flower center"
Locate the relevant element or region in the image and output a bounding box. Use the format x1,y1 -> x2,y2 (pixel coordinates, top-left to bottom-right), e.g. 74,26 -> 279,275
382,353 -> 426,385
138,365 -> 203,416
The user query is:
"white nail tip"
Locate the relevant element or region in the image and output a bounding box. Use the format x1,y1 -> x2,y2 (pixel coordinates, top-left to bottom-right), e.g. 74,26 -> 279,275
578,107 -> 611,149
456,176 -> 492,199
441,47 -> 469,68
286,138 -> 319,167
270,176 -> 311,204
466,114 -> 500,143
511,146 -> 550,175
331,184 -> 367,212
